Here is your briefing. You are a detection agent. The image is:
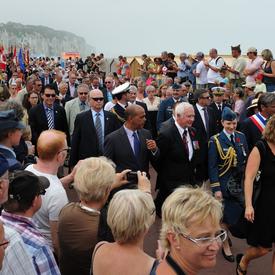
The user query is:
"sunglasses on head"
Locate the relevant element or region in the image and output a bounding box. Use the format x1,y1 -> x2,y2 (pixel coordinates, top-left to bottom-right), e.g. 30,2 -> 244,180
44,94 -> 56,98
92,97 -> 104,101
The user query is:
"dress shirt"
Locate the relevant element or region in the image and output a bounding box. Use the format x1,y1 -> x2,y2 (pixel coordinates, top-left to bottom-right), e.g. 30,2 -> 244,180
91,109 -> 105,139
175,121 -> 193,160
69,83 -> 76,97
123,125 -> 139,155
1,225 -> 37,274
1,211 -> 60,275
196,103 -> 207,130
223,129 -> 235,142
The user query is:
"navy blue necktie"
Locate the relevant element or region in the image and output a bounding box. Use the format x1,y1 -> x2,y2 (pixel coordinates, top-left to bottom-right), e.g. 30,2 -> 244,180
133,132 -> 141,159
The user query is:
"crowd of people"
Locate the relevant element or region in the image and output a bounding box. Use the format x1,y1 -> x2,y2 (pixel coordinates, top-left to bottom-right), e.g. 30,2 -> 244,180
0,44 -> 275,275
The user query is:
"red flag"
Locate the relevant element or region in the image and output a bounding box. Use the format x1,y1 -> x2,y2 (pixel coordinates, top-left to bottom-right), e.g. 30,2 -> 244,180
0,44 -> 6,70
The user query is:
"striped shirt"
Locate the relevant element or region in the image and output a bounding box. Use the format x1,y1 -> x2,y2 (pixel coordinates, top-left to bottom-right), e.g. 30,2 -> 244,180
1,211 -> 60,275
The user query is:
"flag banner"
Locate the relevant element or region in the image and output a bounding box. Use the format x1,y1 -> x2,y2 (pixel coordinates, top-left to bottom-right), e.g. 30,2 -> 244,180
18,48 -> 25,72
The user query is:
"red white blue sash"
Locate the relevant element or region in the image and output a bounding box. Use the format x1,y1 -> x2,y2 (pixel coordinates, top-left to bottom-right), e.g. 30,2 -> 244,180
249,113 -> 266,133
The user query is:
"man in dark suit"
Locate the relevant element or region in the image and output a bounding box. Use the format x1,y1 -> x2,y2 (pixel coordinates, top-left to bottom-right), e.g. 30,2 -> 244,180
155,102 -> 201,214
156,83 -> 186,130
209,87 -> 231,133
69,89 -> 120,167
29,84 -> 70,146
104,104 -> 158,182
192,89 -> 216,181
40,68 -> 53,87
241,93 -> 275,151
66,72 -> 78,98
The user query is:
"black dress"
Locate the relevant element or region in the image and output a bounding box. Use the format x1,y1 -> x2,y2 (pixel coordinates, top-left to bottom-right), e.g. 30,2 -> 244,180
247,139 -> 275,248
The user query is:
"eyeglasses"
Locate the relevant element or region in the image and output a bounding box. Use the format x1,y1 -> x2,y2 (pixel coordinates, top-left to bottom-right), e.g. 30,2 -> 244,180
58,147 -> 70,154
91,97 -> 104,101
44,94 -> 56,98
0,240 -> 9,248
179,229 -> 227,247
79,92 -> 88,95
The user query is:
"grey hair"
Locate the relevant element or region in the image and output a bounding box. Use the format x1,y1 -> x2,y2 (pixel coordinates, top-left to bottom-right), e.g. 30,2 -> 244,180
129,85 -> 138,93
145,85 -> 155,93
77,83 -> 89,92
175,102 -> 194,117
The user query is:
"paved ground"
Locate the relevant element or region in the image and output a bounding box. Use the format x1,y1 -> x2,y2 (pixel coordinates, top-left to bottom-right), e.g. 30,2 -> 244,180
65,167 -> 273,275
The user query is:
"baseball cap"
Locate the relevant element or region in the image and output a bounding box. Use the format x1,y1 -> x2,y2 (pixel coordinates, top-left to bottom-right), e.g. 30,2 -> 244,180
9,171 -> 50,202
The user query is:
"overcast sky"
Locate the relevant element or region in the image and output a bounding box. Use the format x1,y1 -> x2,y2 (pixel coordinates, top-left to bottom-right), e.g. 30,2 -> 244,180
1,0 -> 274,57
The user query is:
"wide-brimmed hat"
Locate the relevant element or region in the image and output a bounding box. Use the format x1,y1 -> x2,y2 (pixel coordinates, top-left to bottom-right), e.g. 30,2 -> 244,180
0,110 -> 25,131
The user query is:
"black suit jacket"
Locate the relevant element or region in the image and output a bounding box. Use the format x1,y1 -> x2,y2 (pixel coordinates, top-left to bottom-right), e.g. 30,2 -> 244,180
40,76 -> 53,88
66,83 -> 78,98
104,126 -> 158,175
209,102 -> 231,134
28,103 -> 70,146
69,110 -> 121,167
240,117 -> 263,151
156,124 -> 200,190
192,105 -> 216,180
155,124 -> 201,212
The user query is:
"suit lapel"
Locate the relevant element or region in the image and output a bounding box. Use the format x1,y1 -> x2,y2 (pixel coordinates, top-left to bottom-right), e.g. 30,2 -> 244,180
172,124 -> 189,160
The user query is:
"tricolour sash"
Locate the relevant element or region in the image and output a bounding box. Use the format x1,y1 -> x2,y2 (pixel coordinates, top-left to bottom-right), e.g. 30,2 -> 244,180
249,113 -> 266,133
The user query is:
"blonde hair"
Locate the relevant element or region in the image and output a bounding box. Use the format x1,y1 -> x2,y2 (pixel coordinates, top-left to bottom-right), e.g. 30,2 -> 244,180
263,115 -> 275,143
107,190 -> 155,244
37,130 -> 66,160
160,187 -> 222,250
261,49 -> 273,61
74,157 -> 115,202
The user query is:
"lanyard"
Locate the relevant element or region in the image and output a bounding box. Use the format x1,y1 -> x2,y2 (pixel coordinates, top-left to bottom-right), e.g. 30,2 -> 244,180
166,254 -> 186,275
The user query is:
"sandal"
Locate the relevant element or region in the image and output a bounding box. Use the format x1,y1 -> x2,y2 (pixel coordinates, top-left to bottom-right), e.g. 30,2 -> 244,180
236,254 -> 247,275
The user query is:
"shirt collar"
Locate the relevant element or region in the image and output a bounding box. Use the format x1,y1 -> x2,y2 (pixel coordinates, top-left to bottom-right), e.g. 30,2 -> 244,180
91,109 -> 103,117
1,211 -> 35,228
0,144 -> 16,157
123,125 -> 136,136
175,121 -> 188,136
43,103 -> 53,110
223,129 -> 234,140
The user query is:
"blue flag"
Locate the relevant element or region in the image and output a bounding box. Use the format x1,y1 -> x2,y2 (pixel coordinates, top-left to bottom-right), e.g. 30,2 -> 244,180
18,48 -> 25,72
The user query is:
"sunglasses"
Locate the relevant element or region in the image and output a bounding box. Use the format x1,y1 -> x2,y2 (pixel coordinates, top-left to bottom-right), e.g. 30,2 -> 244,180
105,81 -> 112,84
91,97 -> 104,101
79,92 -> 88,95
44,94 -> 56,98
39,189 -> 46,195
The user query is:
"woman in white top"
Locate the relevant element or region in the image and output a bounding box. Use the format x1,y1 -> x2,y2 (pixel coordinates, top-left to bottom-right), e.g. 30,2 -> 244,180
143,85 -> 161,138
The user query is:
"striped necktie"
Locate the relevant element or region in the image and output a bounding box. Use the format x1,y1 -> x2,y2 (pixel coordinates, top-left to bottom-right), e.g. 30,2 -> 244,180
46,108 -> 54,129
95,113 -> 103,153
